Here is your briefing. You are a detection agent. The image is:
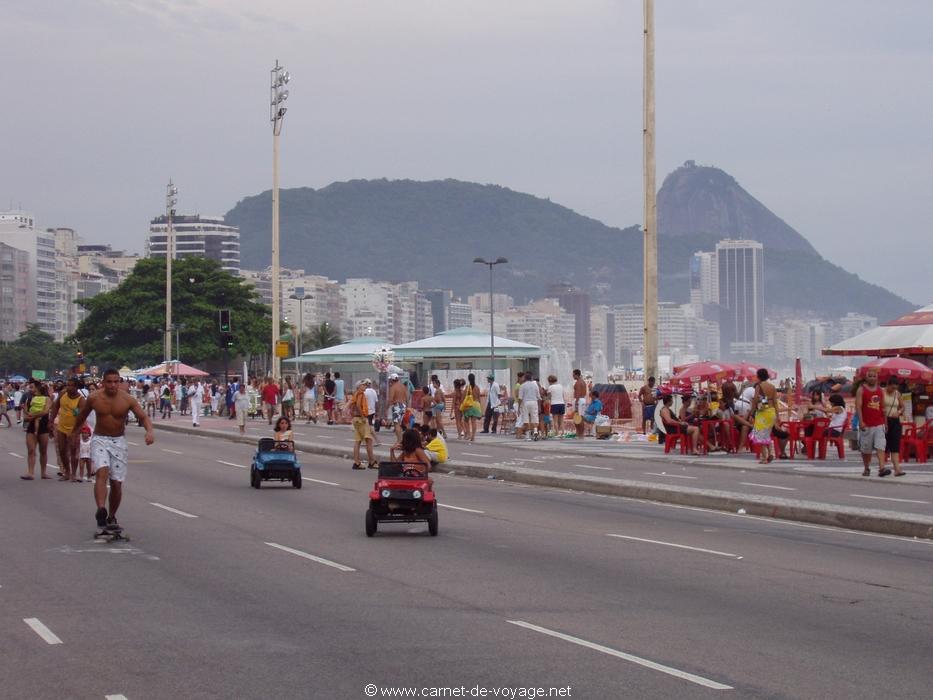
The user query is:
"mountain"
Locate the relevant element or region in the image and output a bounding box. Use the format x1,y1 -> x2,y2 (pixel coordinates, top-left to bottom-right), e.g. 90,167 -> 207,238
226,173 -> 913,321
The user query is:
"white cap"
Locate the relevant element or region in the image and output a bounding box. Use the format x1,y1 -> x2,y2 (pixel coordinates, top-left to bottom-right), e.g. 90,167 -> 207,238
389,373 -> 399,380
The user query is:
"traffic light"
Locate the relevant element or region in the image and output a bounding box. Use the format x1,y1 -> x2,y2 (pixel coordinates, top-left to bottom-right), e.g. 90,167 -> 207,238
219,309 -> 231,333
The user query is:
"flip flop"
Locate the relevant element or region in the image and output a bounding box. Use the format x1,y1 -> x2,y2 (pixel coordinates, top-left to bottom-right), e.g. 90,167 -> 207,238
20,475 -> 34,480
895,471 -> 907,477
41,475 -> 52,479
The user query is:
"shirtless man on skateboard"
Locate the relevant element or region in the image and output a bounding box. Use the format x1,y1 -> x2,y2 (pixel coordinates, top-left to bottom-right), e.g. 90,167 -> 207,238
74,368 -> 154,532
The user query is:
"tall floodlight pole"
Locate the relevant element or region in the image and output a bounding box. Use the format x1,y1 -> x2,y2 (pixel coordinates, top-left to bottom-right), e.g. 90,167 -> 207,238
164,180 -> 178,364
642,0 -> 659,380
289,289 -> 307,363
270,60 -> 290,380
473,257 -> 508,379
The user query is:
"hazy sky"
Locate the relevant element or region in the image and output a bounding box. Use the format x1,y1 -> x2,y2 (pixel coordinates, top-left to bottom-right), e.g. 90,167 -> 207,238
2,0 -> 931,305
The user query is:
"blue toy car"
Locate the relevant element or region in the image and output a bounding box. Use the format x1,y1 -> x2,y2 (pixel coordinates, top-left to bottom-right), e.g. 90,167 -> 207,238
250,438 -> 302,489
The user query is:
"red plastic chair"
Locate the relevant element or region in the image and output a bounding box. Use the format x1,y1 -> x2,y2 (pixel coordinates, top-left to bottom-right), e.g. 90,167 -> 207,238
822,414 -> 850,460
663,423 -> 688,454
901,420 -> 932,463
801,417 -> 830,460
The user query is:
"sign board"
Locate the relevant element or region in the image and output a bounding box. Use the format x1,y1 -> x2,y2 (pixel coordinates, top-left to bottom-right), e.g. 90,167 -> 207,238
275,341 -> 290,358
31,370 -> 47,380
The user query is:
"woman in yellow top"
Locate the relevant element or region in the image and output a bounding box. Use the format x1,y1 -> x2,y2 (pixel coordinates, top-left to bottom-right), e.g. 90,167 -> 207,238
749,368 -> 778,464
22,381 -> 52,480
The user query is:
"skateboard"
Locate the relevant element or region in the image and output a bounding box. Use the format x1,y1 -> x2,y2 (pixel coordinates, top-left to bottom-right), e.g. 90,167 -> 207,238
94,527 -> 130,543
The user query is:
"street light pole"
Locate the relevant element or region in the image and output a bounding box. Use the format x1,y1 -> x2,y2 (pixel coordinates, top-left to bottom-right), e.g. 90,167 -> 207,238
289,289 -> 307,364
473,257 -> 508,379
643,0 -> 659,380
164,180 -> 178,364
270,59 -> 290,380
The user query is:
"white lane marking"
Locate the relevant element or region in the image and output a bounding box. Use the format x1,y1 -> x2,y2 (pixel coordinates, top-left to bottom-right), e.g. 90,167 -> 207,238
302,476 -> 340,486
438,503 -> 485,514
850,494 -> 929,505
645,472 -> 697,480
515,457 -> 545,462
606,534 -> 743,560
507,620 -> 732,690
9,452 -> 23,458
626,497 -> 933,545
462,452 -> 491,458
161,448 -> 184,455
740,482 -> 797,491
149,502 -> 198,518
264,542 -> 355,572
216,460 -> 247,469
127,441 -> 140,446
106,695 -> 129,700
575,464 -> 613,471
23,618 -> 63,645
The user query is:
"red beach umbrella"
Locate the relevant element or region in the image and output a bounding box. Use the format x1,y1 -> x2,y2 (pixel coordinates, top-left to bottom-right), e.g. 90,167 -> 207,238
670,361 -> 735,384
731,361 -> 777,382
856,357 -> 933,383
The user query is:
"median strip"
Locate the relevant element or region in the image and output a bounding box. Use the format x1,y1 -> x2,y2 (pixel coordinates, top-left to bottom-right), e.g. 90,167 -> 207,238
606,534 -> 743,560
265,542 -> 355,572
506,620 -> 733,690
24,618 -> 63,645
850,494 -> 929,505
149,502 -> 198,518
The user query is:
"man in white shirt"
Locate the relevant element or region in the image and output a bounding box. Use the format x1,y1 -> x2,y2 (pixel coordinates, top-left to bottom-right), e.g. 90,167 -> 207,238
188,380 -> 204,427
518,374 -> 542,440
363,379 -> 379,438
482,375 -> 501,434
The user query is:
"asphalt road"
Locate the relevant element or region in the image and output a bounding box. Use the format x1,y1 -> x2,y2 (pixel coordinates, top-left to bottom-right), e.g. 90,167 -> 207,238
2,426 -> 932,699
226,416 -> 933,519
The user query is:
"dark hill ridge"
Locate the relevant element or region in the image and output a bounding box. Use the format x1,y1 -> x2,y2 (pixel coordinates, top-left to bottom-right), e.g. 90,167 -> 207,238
659,161 -> 817,254
226,174 -> 913,321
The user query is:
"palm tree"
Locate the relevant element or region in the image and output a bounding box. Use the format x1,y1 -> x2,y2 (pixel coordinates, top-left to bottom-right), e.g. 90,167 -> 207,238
303,322 -> 342,351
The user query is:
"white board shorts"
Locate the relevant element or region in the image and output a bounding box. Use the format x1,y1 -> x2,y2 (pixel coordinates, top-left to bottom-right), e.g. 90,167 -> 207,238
91,435 -> 129,483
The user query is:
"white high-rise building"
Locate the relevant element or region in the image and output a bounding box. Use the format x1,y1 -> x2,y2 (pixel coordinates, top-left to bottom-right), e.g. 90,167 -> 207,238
0,243 -> 30,342
147,214 -> 240,273
448,301 -> 473,329
690,251 -> 719,306
716,239 -> 765,357
0,210 -> 57,337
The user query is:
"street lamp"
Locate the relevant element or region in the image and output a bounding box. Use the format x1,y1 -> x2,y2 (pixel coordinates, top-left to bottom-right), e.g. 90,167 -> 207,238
164,179 -> 178,363
289,288 -> 307,361
172,323 -> 185,365
473,257 -> 508,379
270,59 -> 290,380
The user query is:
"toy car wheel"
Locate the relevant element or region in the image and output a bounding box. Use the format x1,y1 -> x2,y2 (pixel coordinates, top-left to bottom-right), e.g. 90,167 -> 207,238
293,473 -> 302,489
427,507 -> 438,536
365,508 -> 377,537
251,469 -> 261,489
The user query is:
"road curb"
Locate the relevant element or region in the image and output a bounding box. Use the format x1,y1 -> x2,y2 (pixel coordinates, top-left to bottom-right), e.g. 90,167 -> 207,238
153,422 -> 933,540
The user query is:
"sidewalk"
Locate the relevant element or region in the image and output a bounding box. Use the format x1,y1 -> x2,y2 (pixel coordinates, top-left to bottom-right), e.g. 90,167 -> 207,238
150,413 -> 933,540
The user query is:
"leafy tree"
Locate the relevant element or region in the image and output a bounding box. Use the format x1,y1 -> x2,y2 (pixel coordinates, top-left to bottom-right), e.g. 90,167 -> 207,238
303,322 -> 342,351
73,257 -> 271,369
0,325 -> 76,376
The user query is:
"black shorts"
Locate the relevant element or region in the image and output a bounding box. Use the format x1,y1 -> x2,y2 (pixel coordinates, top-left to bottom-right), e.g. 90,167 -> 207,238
550,404 -> 565,416
885,418 -> 902,454
26,416 -> 50,435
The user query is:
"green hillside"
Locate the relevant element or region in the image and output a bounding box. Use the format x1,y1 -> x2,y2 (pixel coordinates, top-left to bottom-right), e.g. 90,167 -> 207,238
226,177 -> 913,320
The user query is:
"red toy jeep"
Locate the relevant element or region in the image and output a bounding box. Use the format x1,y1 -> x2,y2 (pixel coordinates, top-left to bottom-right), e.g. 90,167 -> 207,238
366,462 -> 438,537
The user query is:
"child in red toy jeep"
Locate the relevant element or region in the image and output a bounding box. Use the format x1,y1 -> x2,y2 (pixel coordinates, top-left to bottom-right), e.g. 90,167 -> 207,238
389,429 -> 432,475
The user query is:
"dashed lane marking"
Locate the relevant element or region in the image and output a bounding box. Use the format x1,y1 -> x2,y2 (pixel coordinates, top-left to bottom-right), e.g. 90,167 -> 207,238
216,460 -> 247,469
149,502 -> 198,518
438,504 -> 485,514
24,618 -> 63,645
576,464 -> 613,471
740,482 -> 797,491
264,542 -> 356,572
462,452 -> 492,458
645,472 -> 697,480
161,448 -> 184,455
302,476 -> 340,486
850,494 -> 929,505
606,534 -> 743,560
506,620 -> 732,690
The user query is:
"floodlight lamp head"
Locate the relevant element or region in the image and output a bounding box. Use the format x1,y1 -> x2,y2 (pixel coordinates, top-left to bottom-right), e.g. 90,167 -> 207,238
278,90 -> 289,102
495,257 -> 508,264
282,71 -> 290,84
473,257 -> 486,264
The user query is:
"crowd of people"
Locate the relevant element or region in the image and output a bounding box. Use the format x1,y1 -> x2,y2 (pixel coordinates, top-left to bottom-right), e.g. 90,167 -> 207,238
642,368 -> 914,476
